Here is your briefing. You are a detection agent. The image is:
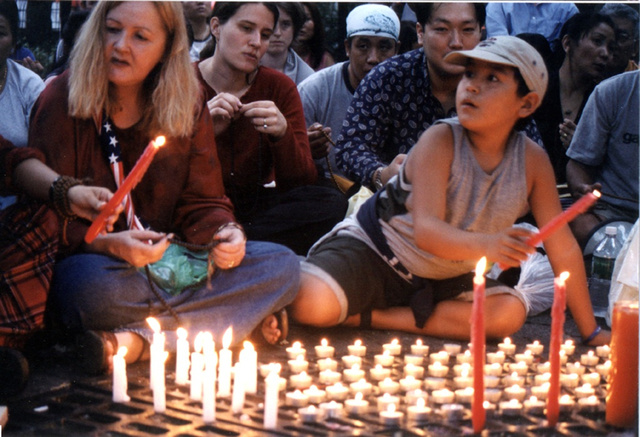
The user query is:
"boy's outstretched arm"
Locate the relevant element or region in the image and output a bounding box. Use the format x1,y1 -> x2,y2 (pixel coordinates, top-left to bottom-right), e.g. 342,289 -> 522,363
526,142 -> 610,345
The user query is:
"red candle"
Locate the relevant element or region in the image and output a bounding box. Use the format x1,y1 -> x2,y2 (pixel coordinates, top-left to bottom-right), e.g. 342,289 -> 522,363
527,190 -> 600,247
547,271 -> 569,427
471,257 -> 486,433
85,136 -> 166,243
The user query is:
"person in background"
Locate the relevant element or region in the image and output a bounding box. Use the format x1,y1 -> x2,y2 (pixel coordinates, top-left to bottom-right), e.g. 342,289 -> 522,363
197,2 -> 347,256
599,3 -> 639,77
30,1 -> 299,375
183,1 -> 212,62
334,3 -> 484,190
261,2 -> 314,85
298,4 -> 400,182
291,36 -> 609,347
566,71 -> 639,248
45,9 -> 90,84
0,0 -> 44,210
293,2 -> 335,71
533,12 -> 616,186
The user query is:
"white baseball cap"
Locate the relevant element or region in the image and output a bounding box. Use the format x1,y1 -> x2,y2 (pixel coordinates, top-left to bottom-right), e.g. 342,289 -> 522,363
346,4 -> 400,41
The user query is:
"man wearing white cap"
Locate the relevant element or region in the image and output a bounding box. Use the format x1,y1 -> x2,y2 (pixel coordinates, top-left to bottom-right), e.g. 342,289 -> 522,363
298,4 -> 400,182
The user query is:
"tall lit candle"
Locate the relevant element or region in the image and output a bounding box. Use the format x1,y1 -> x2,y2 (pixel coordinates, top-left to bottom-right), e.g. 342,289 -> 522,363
112,346 -> 130,403
231,362 -> 245,414
153,351 -> 168,413
263,370 -> 280,429
202,342 -> 217,423
85,136 -> 166,243
175,327 -> 190,385
239,341 -> 257,394
146,317 -> 165,391
218,327 -> 233,397
471,257 -> 486,433
190,333 -> 204,401
547,271 -> 569,427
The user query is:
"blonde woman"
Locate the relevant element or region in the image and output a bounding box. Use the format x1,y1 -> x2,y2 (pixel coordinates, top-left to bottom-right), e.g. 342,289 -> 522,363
29,1 -> 298,375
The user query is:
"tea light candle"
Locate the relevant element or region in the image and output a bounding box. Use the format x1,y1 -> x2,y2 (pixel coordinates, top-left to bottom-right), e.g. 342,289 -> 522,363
286,389 -> 310,407
319,400 -> 343,419
376,393 -> 400,411
499,399 -> 523,416
399,375 -> 422,392
429,351 -> 450,364
303,385 -> 326,404
380,403 -> 404,426
431,388 -> 455,405
440,403 -> 465,421
566,361 -> 585,376
578,395 -> 599,413
453,362 -> 472,377
349,379 -> 372,396
343,364 -> 365,383
298,404 -> 321,423
486,351 -> 506,365
560,339 -> 575,356
288,355 -> 309,374
483,401 -> 497,418
411,339 -> 430,356
407,397 -> 431,422
347,339 -> 367,357
326,382 -> 349,401
484,363 -> 502,377
314,338 -> 335,358
424,377 -> 446,390
259,362 -> 281,378
403,363 -> 424,379
277,376 -> 287,392
370,364 -> 391,381
595,344 -> 610,359
502,372 -> 525,387
497,337 -> 516,355
559,349 -> 568,365
404,354 -> 424,366
560,372 -> 580,389
378,377 -> 400,395
526,340 -> 544,355
574,383 -> 595,399
581,372 -> 601,386
453,369 -> 473,389
484,388 -> 502,404
341,354 -> 362,369
317,357 -> 338,372
456,350 -> 473,364
290,371 -> 313,389
523,396 -> 545,415
405,389 -> 428,406
442,343 -> 461,355
484,375 -> 500,388
534,372 -> 551,386
508,361 -> 529,377
595,360 -> 611,378
514,350 -> 534,366
345,392 -> 369,415
382,338 -> 402,356
373,350 -> 394,367
504,384 -> 527,402
286,341 -> 306,360
428,361 -> 449,378
318,369 -> 341,385
580,350 -> 599,367
455,387 -> 474,404
559,394 -> 575,413
537,361 -> 551,374
531,382 -> 550,400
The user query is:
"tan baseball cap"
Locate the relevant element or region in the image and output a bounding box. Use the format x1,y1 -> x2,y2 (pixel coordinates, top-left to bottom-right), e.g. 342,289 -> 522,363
445,36 -> 548,100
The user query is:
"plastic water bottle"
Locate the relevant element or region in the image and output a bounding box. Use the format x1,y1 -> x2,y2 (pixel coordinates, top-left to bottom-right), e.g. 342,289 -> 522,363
589,226 -> 620,318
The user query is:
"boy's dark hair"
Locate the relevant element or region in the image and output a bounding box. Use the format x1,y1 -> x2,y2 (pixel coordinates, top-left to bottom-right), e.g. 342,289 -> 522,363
0,0 -> 19,47
412,3 -> 485,29
513,68 -> 532,131
273,2 -> 306,40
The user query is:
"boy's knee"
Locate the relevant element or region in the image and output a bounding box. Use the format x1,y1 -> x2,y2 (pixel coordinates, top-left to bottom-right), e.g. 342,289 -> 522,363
289,273 -> 343,327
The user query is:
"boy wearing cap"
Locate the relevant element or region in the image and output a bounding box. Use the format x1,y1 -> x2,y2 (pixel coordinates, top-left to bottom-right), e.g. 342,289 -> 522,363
298,4 -> 400,180
291,36 -> 609,347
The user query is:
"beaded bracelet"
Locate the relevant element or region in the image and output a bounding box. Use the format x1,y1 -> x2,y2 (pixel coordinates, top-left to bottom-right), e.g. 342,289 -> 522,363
582,325 -> 602,345
49,175 -> 83,219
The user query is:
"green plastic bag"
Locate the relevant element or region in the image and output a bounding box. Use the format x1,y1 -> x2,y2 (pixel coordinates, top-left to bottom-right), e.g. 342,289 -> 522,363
142,244 -> 209,296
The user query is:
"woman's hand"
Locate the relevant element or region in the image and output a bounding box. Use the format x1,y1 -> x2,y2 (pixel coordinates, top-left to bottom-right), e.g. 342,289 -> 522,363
559,119 -> 577,150
89,230 -> 172,267
307,123 -> 332,160
207,93 -> 243,135
485,226 -> 537,268
68,185 -> 122,232
211,224 -> 246,270
240,101 -> 287,140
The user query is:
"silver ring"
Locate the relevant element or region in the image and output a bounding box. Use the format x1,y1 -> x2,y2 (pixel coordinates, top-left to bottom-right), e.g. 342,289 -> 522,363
263,118 -> 268,129
228,261 -> 234,268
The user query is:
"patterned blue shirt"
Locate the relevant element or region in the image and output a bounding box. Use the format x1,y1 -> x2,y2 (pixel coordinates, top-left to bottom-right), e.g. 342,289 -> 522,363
335,47 -> 543,188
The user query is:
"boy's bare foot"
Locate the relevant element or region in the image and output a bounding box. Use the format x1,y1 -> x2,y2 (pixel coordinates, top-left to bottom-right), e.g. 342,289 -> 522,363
260,314 -> 282,345
252,309 -> 289,346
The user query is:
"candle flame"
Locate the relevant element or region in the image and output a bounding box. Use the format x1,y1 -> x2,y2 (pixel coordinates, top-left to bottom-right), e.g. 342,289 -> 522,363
354,339 -> 362,347
146,317 -> 161,333
355,392 -> 363,401
294,389 -> 302,395
117,346 -> 128,357
243,340 -> 254,351
222,326 -> 232,349
475,257 -> 487,278
154,136 -> 166,148
417,397 -> 426,408
503,337 -> 511,345
416,339 -> 423,346
391,338 -> 399,345
308,405 -> 316,413
177,327 -> 188,340
387,403 -> 397,413
592,190 -> 601,198
321,338 -> 328,347
292,341 -> 302,349
559,271 -> 570,283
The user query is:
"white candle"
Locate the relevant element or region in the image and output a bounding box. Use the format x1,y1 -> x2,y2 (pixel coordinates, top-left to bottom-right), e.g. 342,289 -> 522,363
431,388 -> 455,405
239,341 -> 257,394
369,364 -> 391,381
581,372 -> 601,386
483,401 -> 497,418
456,350 -> 473,364
497,337 -> 516,355
566,361 -> 586,375
484,375 -> 500,388
534,372 -> 551,386
377,393 -> 400,411
288,355 -> 309,374
443,343 -> 462,355
504,384 -> 526,402
502,372 -> 525,387
428,361 -> 449,378
347,339 -> 367,357
595,360 -> 611,378
345,392 -> 369,415
349,379 -> 373,396
537,361 -> 551,374
523,396 -> 545,415
399,375 -> 422,392
378,377 -> 400,395
303,385 -> 326,404
403,363 -> 425,379
440,403 -> 465,421
404,354 -> 424,366
231,362 -> 245,414
453,363 -> 471,377
373,350 -> 394,367
405,389 -> 428,406
560,339 -> 575,356
325,382 -> 349,401
146,317 -> 165,391
318,369 -> 341,385
263,370 -> 280,429
341,354 -> 362,369
298,404 -> 321,422
314,338 -> 335,358
499,399 -> 523,416
507,361 -> 528,376
290,371 -> 313,389
112,346 -> 130,403
514,350 -> 534,366
484,363 -> 502,377
217,327 -> 233,398
484,388 -> 502,404
595,344 -> 610,359
190,334 -> 204,401
559,394 -> 575,413
286,389 -> 310,407
259,362 -> 280,378
424,377 -> 447,391
560,372 -> 580,389
580,350 -> 599,367
317,357 -> 338,372
379,403 -> 403,426
575,383 -> 595,399
486,351 -> 506,365
526,340 -> 544,355
429,351 -> 450,364
343,364 -> 365,383
531,382 -> 550,400
411,339 -> 430,356
153,351 -> 168,413
319,400 -> 343,418
454,387 -> 474,404
453,370 -> 473,389
202,364 -> 216,423
286,341 -> 306,360
578,395 -> 599,413
382,338 -> 402,356
175,327 -> 190,386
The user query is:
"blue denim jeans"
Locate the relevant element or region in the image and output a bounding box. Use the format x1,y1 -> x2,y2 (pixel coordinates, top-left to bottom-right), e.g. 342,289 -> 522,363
50,241 -> 300,349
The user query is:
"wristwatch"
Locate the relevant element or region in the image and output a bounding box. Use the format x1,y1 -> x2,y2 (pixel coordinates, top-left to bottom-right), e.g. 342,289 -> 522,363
373,167 -> 385,191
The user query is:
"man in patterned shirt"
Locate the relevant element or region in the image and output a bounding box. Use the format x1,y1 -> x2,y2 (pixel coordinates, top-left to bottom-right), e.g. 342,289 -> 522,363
335,3 -> 485,190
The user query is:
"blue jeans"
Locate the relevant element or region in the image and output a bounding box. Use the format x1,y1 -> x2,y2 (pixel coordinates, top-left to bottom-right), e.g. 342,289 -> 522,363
50,241 -> 300,349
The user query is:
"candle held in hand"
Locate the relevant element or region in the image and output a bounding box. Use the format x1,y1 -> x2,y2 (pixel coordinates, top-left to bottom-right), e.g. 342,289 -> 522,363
85,136 -> 166,243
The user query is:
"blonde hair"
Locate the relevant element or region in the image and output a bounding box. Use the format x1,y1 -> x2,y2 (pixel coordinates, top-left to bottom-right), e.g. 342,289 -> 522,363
68,1 -> 200,138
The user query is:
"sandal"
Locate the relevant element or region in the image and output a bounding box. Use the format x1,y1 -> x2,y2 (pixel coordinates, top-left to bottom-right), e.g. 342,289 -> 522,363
76,330 -> 118,375
250,308 -> 289,347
